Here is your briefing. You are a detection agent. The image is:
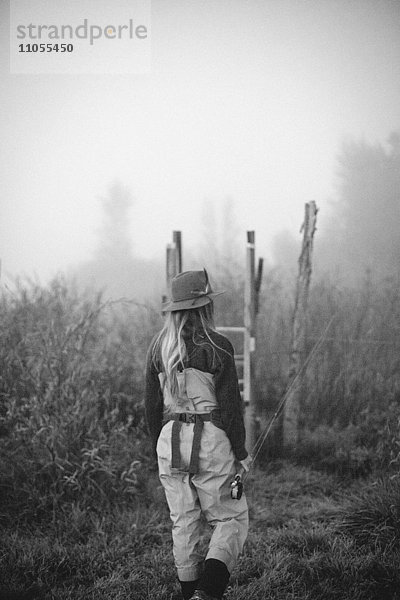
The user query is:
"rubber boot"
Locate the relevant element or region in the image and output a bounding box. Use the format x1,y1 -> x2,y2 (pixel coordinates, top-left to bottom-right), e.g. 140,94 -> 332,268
195,559 -> 230,600
180,579 -> 199,600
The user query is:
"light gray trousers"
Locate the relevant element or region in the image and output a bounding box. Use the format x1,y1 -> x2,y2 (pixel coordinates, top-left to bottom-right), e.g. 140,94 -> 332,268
157,419 -> 249,581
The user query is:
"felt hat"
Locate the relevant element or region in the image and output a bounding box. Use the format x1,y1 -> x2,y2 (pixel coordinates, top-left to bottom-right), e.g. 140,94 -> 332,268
162,269 -> 224,312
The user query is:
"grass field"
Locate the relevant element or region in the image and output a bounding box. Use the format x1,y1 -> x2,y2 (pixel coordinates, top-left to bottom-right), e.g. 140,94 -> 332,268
1,460 -> 399,600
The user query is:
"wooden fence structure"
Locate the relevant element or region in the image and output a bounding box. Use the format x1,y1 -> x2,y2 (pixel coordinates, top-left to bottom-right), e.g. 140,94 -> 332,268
164,230 -> 263,451
164,202 -> 317,452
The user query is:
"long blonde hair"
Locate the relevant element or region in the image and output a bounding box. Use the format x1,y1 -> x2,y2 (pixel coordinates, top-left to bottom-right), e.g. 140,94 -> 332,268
152,303 -> 217,398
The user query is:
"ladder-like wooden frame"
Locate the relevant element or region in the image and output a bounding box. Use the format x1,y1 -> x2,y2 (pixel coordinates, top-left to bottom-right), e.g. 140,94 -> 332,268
216,326 -> 246,400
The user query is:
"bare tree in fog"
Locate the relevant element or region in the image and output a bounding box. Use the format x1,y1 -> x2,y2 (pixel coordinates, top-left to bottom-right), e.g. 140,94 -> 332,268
97,181 -> 133,262
71,182 -> 163,300
326,132 -> 400,280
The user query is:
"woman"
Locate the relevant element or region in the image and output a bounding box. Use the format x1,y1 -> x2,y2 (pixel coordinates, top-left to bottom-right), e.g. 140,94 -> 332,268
145,269 -> 251,600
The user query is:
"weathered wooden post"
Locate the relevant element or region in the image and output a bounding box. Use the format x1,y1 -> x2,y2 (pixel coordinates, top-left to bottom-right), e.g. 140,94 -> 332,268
166,230 -> 183,295
244,231 -> 257,451
283,201 -> 318,447
173,230 -> 182,273
255,257 -> 264,316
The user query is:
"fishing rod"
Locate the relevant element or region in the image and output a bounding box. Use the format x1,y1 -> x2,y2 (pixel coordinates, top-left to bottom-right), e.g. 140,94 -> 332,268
231,315 -> 336,499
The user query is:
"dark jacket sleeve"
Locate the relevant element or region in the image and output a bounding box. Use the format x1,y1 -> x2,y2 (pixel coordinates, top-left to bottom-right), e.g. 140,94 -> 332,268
144,341 -> 164,455
214,339 -> 248,462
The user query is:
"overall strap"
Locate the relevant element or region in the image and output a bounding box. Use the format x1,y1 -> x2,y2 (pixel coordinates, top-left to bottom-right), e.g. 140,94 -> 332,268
188,417 -> 204,475
166,411 -> 222,475
171,419 -> 182,471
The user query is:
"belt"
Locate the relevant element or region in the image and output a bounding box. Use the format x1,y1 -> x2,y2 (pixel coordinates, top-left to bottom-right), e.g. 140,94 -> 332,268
164,410 -> 223,474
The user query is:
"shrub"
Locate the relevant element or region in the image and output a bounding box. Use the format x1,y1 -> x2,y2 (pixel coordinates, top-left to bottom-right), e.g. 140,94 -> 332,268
294,425 -> 374,478
338,477 -> 400,550
0,277 -> 161,522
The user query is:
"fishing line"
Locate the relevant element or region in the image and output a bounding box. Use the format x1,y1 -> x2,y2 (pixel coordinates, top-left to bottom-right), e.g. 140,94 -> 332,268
230,315 -> 336,499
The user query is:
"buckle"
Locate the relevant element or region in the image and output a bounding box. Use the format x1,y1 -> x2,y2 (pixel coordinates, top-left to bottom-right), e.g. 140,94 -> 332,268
178,413 -> 196,423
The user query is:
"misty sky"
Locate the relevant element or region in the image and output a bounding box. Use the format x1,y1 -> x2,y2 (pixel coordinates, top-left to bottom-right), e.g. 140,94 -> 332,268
1,0 -> 399,283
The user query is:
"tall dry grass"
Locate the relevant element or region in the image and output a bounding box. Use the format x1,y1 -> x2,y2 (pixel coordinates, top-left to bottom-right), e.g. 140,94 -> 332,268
252,269 -> 400,471
0,277 -> 162,523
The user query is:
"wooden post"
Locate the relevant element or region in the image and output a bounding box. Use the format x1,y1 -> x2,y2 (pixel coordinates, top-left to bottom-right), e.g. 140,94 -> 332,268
255,257 -> 264,315
244,231 -> 256,452
173,231 -> 182,273
166,231 -> 183,294
166,243 -> 177,294
283,201 -> 318,447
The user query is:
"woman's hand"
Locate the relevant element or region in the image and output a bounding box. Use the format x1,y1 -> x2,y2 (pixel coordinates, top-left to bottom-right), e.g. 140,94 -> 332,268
239,455 -> 253,473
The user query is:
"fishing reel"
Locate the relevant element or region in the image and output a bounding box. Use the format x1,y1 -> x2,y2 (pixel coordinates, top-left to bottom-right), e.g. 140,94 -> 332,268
230,474 -> 243,500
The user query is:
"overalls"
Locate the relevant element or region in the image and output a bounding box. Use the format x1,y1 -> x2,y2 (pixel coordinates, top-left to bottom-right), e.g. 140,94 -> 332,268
156,368 -> 249,582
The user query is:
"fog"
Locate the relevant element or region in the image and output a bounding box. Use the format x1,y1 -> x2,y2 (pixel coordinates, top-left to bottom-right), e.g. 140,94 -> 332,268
1,0 -> 399,295
274,133 -> 400,283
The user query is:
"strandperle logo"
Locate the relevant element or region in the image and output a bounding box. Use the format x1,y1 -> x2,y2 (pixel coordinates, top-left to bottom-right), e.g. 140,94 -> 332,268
16,19 -> 148,45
